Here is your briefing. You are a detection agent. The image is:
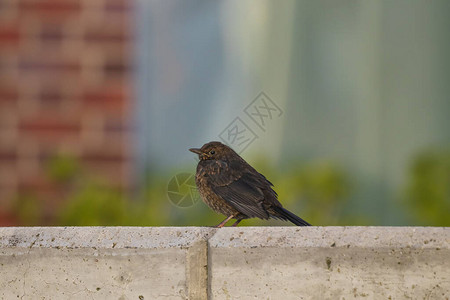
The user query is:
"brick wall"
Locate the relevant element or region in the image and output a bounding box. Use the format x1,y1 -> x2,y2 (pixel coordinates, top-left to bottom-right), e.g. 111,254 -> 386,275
0,0 -> 135,224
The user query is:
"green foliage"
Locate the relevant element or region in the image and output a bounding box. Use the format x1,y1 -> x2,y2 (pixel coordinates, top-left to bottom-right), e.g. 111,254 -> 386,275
272,160 -> 352,226
10,150 -> 450,227
58,183 -> 128,226
226,157 -> 354,226
12,155 -> 357,226
403,150 -> 450,226
12,194 -> 42,226
46,155 -> 79,183
56,172 -> 174,226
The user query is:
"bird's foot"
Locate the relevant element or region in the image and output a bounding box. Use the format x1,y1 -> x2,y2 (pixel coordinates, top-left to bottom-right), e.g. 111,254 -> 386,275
231,219 -> 242,227
214,214 -> 236,228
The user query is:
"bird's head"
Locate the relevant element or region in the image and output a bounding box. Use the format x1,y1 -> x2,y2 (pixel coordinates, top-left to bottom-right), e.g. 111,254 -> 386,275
189,141 -> 236,161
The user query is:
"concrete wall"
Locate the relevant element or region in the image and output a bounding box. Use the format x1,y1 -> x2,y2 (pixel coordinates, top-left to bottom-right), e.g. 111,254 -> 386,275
0,227 -> 448,299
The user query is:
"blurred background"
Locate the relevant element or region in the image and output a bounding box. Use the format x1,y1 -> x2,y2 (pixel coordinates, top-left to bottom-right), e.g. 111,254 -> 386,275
0,0 -> 449,227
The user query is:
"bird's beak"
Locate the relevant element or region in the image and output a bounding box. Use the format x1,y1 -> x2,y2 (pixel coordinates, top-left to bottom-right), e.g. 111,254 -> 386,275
189,148 -> 202,155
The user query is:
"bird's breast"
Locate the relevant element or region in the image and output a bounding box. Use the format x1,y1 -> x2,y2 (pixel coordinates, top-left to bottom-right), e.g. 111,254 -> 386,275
194,167 -> 239,217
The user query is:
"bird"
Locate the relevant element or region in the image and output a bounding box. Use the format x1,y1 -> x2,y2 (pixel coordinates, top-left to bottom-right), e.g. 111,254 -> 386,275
189,141 -> 311,227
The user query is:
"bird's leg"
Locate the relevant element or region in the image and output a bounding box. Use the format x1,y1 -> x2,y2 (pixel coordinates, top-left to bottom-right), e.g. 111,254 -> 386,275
231,219 -> 242,227
215,214 -> 236,228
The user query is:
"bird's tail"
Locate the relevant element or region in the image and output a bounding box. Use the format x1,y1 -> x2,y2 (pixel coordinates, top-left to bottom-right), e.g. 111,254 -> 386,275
272,206 -> 311,226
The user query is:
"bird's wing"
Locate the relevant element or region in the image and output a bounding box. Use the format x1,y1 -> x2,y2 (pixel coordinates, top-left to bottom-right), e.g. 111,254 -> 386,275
199,160 -> 271,219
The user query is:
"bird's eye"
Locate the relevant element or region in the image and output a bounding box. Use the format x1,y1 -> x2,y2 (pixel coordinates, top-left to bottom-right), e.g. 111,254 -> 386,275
209,150 -> 215,155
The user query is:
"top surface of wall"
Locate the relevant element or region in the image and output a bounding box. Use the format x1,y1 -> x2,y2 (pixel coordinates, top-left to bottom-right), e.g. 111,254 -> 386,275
1,226 -> 448,249
0,226 -> 449,300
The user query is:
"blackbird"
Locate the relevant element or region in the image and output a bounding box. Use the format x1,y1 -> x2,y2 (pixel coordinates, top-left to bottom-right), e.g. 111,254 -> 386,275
189,141 -> 311,227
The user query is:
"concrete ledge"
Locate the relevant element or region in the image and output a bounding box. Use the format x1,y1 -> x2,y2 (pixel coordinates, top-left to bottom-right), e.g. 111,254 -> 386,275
0,227 -> 449,299
209,227 -> 449,299
0,227 -> 214,249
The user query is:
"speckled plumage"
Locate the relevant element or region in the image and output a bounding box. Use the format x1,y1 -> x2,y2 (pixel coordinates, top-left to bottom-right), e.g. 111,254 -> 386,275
189,141 -> 311,227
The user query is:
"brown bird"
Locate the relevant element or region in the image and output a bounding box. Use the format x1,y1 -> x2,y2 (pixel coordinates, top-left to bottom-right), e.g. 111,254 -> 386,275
189,141 -> 311,227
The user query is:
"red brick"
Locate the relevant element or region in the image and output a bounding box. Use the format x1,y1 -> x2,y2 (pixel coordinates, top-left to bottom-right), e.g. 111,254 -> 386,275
2,0 -> 135,223
0,86 -> 19,102
18,0 -> 81,20
104,0 -> 133,12
0,150 -> 17,161
19,115 -> 81,134
0,211 -> 18,226
36,147 -> 58,163
19,0 -> 81,10
38,87 -> 64,109
18,176 -> 50,190
0,160 -> 17,181
19,58 -> 81,73
0,24 -> 20,46
82,131 -> 130,156
84,30 -> 129,43
82,85 -> 127,112
83,161 -> 129,187
82,88 -> 124,102
82,152 -> 128,163
83,13 -> 132,43
104,117 -> 131,133
103,60 -> 129,77
39,24 -> 64,43
17,176 -> 61,196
